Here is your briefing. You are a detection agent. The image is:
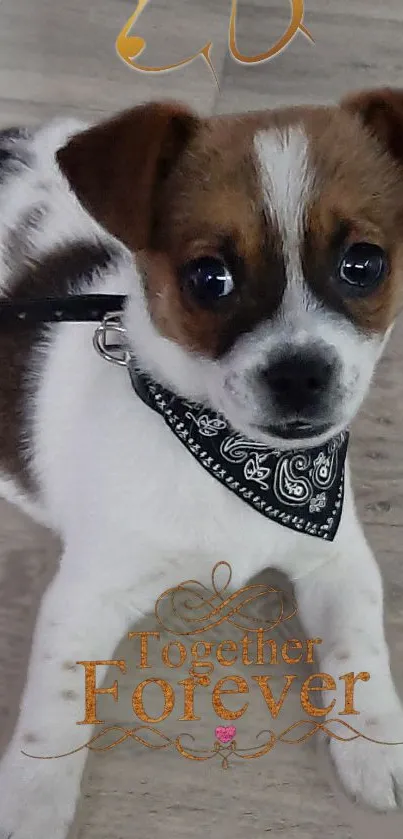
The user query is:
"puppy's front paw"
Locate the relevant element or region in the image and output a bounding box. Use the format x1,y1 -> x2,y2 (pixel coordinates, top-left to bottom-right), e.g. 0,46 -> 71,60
329,711 -> 403,811
0,754 -> 78,839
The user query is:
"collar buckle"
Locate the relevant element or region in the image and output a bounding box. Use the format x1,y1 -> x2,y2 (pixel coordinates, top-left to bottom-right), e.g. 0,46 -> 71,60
92,312 -> 131,367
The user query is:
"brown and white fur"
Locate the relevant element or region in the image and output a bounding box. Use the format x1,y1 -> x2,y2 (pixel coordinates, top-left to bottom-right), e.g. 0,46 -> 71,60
1,88 -> 403,837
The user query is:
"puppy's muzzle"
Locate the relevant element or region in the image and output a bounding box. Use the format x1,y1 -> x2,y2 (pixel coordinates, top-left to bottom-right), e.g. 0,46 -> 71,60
258,348 -> 339,438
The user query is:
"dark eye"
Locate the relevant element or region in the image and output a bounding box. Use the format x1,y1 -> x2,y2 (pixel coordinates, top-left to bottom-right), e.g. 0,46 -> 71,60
338,242 -> 387,295
180,256 -> 234,306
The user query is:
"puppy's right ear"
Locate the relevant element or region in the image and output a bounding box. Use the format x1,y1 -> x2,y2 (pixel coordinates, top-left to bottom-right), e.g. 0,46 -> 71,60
56,101 -> 199,251
341,87 -> 403,167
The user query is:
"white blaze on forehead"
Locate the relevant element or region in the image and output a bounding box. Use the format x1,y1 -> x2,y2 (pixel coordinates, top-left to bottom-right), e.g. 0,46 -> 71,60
254,125 -> 316,316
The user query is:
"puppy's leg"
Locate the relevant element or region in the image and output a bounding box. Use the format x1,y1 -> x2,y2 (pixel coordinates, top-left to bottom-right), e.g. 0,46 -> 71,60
294,510 -> 403,811
0,544 -> 161,839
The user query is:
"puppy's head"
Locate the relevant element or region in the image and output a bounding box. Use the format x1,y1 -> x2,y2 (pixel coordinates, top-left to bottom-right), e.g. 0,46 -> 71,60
57,90 -> 403,449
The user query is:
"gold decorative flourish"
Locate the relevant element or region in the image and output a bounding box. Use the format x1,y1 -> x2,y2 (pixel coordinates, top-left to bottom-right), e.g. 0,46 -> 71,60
175,733 -> 277,768
21,726 -> 173,760
116,0 -> 314,89
22,719 -> 403,767
269,718 -> 403,746
154,561 -> 297,635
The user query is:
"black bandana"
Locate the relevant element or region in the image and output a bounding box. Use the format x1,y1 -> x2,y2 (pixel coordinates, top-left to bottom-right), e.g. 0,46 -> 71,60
128,364 -> 349,541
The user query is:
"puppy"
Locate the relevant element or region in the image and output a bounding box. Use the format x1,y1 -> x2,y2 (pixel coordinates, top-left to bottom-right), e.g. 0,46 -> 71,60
0,87 -> 403,838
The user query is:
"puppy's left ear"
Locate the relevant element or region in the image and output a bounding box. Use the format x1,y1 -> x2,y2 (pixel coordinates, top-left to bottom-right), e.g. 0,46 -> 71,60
56,101 -> 199,251
341,87 -> 403,165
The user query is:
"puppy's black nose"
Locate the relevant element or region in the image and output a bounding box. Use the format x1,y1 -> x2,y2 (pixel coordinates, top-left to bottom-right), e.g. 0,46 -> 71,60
263,352 -> 334,414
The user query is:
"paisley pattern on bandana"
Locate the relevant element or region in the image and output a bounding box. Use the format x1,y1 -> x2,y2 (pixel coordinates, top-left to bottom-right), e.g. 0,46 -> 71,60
129,364 -> 349,541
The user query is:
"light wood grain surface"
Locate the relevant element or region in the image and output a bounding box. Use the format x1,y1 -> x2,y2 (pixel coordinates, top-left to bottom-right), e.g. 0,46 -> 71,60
1,2 -> 403,838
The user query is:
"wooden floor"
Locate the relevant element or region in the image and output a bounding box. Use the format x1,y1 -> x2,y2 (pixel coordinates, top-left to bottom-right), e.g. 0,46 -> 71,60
1,1 -> 403,838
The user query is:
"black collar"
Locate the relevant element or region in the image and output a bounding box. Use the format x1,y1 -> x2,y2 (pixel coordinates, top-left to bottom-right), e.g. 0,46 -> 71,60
0,294 -> 126,326
0,295 -> 349,540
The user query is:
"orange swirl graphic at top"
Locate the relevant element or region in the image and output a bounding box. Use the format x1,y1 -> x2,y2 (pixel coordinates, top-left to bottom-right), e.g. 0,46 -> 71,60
116,0 -> 314,88
115,0 -> 219,87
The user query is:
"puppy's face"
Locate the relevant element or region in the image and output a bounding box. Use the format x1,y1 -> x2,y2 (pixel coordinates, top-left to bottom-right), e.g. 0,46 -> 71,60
57,90 -> 403,448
